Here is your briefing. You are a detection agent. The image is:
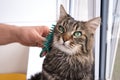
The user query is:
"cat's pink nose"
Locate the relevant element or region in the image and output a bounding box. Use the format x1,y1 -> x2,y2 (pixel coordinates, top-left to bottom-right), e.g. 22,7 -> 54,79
62,33 -> 72,42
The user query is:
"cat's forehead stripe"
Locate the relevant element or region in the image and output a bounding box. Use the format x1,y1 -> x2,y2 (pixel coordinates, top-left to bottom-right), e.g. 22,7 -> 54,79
60,18 -> 83,31
60,18 -> 70,27
73,22 -> 80,30
61,18 -> 67,26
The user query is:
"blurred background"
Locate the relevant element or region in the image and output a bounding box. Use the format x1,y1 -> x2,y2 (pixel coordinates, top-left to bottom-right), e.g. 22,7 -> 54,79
0,0 -> 119,80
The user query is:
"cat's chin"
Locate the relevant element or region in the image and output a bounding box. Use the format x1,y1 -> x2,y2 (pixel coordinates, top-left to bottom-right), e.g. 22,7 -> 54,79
53,43 -> 79,55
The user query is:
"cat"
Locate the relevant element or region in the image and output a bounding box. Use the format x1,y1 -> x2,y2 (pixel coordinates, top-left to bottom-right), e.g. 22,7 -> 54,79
29,5 -> 101,80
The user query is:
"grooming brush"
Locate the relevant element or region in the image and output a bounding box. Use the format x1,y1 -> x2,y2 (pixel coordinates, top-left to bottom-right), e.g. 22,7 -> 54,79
40,25 -> 55,57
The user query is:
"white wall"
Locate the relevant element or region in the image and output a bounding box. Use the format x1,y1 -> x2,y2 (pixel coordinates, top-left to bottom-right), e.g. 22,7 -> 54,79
0,0 -> 56,74
0,43 -> 29,73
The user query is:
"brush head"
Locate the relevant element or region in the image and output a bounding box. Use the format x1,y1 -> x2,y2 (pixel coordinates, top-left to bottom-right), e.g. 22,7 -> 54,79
40,25 -> 55,57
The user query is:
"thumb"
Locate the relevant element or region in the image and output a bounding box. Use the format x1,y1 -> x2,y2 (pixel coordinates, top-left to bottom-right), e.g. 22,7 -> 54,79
38,35 -> 46,42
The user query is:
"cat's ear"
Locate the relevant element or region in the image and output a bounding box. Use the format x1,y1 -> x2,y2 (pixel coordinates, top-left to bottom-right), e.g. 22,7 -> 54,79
85,17 -> 101,33
59,5 -> 68,19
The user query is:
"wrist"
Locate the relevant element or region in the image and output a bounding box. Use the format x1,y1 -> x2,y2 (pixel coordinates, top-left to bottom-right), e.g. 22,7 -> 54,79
10,25 -> 20,43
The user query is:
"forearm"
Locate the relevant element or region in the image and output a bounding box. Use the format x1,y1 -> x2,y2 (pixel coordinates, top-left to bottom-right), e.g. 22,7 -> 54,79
0,24 -> 19,45
0,23 -> 49,46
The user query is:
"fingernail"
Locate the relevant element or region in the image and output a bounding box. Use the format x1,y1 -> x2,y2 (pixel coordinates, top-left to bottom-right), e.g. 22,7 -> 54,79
43,38 -> 47,41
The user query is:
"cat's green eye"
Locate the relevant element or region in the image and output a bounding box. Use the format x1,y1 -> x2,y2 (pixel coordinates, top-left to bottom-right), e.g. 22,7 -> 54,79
58,25 -> 64,33
73,31 -> 82,37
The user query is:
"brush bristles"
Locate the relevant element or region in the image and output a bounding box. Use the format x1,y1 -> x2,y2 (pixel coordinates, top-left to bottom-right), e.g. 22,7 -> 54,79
40,25 -> 55,57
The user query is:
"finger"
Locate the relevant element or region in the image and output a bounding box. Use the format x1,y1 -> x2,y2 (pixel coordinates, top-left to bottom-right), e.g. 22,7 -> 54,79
36,35 -> 46,47
35,42 -> 44,47
31,42 -> 44,47
42,26 -> 50,37
39,36 -> 46,42
37,43 -> 44,47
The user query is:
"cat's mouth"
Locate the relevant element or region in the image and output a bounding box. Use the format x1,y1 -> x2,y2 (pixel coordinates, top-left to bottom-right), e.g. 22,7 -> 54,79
54,42 -> 79,55
53,37 -> 79,54
53,39 -> 81,55
61,44 -> 71,49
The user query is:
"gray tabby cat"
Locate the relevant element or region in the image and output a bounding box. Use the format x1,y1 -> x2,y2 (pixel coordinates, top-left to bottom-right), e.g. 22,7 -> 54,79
29,5 -> 101,80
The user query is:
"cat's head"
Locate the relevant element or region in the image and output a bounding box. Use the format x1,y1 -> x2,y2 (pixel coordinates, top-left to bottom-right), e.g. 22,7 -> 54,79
53,5 -> 101,55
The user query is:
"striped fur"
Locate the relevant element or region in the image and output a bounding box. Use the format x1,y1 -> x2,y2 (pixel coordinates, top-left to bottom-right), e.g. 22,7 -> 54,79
29,5 -> 101,80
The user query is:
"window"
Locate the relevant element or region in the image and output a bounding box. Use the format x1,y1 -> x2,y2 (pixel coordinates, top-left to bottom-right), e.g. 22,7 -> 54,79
106,0 -> 120,80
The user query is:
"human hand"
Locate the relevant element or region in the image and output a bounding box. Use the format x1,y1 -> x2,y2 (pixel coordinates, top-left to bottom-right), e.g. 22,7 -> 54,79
17,26 -> 50,47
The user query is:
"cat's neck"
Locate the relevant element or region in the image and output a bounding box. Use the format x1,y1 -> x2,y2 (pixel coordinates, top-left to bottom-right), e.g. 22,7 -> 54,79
47,47 -> 94,65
